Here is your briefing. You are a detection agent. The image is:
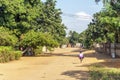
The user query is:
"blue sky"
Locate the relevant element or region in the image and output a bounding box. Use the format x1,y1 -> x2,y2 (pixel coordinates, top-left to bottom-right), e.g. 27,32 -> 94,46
42,0 -> 103,34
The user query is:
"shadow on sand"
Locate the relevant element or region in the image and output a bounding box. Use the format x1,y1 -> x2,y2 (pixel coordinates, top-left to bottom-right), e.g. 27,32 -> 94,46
61,70 -> 89,80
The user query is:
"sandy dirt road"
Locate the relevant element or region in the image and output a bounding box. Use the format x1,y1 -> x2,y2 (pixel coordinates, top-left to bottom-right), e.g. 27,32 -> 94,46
0,48 -> 119,80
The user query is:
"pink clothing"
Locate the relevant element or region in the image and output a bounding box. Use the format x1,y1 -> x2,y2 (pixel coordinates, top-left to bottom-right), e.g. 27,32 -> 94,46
79,53 -> 84,58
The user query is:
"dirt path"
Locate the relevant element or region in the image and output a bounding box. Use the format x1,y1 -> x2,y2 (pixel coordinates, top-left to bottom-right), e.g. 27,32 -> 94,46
0,48 -> 119,80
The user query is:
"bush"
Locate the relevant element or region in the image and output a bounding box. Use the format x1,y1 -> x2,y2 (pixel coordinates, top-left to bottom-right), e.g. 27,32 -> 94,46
89,64 -> 120,80
14,51 -> 22,60
0,46 -> 22,63
9,52 -> 16,61
34,46 -> 43,56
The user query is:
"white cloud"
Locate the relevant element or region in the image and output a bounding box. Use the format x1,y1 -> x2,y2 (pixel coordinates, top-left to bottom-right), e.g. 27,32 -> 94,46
41,0 -> 46,2
75,12 -> 93,21
62,12 -> 93,21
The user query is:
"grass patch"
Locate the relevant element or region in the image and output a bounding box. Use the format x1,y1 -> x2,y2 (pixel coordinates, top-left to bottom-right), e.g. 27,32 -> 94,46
89,64 -> 120,80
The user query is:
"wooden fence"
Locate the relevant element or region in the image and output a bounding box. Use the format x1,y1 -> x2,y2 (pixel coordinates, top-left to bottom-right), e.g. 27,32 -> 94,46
95,43 -> 120,58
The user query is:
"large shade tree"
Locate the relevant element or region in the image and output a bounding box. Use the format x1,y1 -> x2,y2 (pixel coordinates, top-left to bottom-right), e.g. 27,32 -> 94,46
0,0 -> 67,55
79,0 -> 120,48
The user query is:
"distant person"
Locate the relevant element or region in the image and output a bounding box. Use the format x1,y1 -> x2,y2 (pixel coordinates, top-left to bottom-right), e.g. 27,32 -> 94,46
78,51 -> 84,63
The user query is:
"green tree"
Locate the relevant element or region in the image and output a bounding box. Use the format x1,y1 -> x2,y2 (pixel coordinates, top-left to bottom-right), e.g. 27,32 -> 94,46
0,0 -> 67,50
0,0 -> 43,38
81,0 -> 120,48
20,30 -> 59,49
0,27 -> 18,46
68,31 -> 80,46
37,0 -> 66,45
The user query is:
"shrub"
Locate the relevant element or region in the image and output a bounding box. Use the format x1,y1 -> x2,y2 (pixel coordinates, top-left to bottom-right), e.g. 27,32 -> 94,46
14,51 -> 22,60
9,52 -> 16,61
0,46 -> 22,63
34,46 -> 43,56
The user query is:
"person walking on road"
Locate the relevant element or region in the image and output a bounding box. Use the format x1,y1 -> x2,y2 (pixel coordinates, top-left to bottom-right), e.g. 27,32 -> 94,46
78,51 -> 84,63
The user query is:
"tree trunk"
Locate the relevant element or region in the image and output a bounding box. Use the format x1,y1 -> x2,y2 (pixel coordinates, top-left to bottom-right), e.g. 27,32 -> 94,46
115,32 -> 119,43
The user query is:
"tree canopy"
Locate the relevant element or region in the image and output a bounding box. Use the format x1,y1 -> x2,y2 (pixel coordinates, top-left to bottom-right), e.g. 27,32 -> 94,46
79,0 -> 120,48
0,27 -> 18,46
20,30 -> 59,48
68,31 -> 80,45
0,0 -> 67,52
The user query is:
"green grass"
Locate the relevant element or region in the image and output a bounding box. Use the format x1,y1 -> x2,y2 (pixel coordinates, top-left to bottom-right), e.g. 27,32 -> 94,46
89,64 -> 120,80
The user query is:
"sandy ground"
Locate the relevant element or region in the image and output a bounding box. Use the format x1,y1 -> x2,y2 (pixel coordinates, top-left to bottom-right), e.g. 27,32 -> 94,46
0,48 -> 120,80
